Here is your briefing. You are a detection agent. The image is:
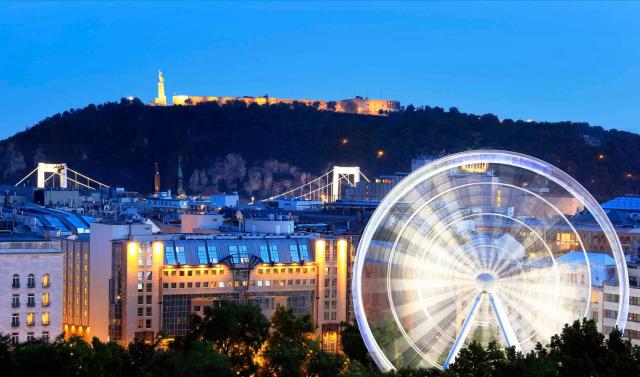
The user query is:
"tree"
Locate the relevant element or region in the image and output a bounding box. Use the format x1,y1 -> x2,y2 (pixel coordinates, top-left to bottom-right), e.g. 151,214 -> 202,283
339,321 -> 370,365
262,305 -> 316,377
188,301 -> 269,376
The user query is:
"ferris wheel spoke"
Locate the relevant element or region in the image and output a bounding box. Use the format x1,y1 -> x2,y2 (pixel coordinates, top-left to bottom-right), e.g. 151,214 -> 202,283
488,292 -> 521,351
443,293 -> 484,369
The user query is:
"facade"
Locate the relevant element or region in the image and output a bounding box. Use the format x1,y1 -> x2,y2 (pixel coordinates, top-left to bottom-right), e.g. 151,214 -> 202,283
172,95 -> 400,116
0,237 -> 63,344
87,221 -> 356,353
150,70 -> 399,116
600,263 -> 640,345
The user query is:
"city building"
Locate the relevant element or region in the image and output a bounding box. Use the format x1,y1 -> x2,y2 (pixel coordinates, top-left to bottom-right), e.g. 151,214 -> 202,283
150,71 -> 400,116
0,236 -> 62,344
84,220 -> 356,353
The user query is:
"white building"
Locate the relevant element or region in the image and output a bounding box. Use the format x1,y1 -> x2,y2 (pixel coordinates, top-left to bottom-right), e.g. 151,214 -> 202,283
244,215 -> 295,234
0,237 -> 63,344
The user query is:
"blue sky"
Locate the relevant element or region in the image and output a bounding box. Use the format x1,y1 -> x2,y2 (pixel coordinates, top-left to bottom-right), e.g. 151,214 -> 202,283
0,2 -> 639,139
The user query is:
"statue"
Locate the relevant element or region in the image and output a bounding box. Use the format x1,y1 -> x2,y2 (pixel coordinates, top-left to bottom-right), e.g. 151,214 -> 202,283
158,70 -> 164,84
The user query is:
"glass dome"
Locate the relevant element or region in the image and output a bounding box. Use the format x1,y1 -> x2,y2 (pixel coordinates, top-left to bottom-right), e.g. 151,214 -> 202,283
353,150 -> 629,371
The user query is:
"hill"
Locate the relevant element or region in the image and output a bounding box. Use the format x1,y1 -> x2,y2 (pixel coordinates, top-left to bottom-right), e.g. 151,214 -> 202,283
1,98 -> 638,200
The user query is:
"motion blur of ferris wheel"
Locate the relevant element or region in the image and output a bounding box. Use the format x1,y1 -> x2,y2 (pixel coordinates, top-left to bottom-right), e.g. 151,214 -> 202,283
353,150 -> 629,371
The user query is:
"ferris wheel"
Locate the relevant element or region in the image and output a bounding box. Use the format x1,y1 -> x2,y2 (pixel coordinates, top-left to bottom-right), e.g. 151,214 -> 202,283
353,150 -> 629,371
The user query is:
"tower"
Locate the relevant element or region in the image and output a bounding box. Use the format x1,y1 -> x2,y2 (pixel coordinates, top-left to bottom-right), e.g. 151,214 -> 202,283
154,70 -> 167,106
153,163 -> 161,194
176,156 -> 185,197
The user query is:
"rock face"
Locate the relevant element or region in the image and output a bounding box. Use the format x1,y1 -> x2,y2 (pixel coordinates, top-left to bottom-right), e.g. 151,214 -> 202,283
1,98 -> 638,200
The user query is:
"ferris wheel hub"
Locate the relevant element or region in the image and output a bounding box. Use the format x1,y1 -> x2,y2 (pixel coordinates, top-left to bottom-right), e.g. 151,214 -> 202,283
475,272 -> 496,293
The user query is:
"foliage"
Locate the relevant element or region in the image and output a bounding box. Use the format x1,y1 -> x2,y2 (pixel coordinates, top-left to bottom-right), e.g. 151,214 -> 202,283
1,308 -> 640,377
1,99 -> 638,200
187,301 -> 270,376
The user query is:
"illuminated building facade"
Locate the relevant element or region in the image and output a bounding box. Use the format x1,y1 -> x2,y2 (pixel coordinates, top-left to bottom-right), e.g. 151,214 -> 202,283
0,238 -> 62,344
149,71 -> 400,116
88,222 -> 355,352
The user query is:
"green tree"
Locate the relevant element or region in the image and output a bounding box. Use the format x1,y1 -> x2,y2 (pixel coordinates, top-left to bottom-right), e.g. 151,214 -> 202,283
188,301 -> 270,376
262,305 -> 316,376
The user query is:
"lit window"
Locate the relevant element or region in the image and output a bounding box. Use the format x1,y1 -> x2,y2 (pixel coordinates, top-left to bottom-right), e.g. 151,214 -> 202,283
175,246 -> 187,264
260,245 -> 270,262
207,245 -> 218,263
42,292 -> 50,307
269,245 -> 280,263
42,273 -> 50,288
27,312 -> 35,326
299,244 -> 310,261
239,246 -> 249,263
165,246 -> 177,265
289,245 -> 300,263
229,246 -> 239,263
197,246 -> 208,264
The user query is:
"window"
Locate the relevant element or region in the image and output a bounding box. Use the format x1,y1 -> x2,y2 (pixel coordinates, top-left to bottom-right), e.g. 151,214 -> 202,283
197,246 -> 208,264
207,245 -> 218,263
229,246 -> 239,263
27,312 -> 35,326
12,274 -> 19,288
42,273 -> 50,288
137,308 -> 144,317
175,246 -> 187,264
605,293 -> 620,303
41,312 -> 50,326
269,245 -> 280,263
10,333 -> 18,345
146,307 -> 152,316
146,319 -> 152,328
146,296 -> 152,304
12,294 -> 19,308
11,314 -> 19,327
41,332 -> 49,342
299,244 -> 310,261
165,246 -> 177,265
289,245 -> 300,263
27,274 -> 35,288
27,294 -> 35,307
260,245 -> 270,262
239,246 -> 249,263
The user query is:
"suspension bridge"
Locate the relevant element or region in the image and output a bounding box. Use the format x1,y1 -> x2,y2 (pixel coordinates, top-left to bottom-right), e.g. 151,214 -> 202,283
264,166 -> 369,203
15,163 -> 110,190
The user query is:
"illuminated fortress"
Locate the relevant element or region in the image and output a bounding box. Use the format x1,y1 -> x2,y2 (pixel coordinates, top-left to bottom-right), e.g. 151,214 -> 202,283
150,71 -> 400,116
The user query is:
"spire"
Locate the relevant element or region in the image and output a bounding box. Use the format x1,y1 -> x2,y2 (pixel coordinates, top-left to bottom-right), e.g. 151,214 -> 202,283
153,162 -> 161,195
176,156 -> 185,197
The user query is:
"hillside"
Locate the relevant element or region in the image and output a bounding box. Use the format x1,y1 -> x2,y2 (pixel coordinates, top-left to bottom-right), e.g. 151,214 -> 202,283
1,98 -> 638,200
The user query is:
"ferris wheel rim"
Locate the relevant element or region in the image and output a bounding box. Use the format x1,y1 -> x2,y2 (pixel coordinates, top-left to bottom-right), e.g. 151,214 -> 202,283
353,149 -> 629,372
